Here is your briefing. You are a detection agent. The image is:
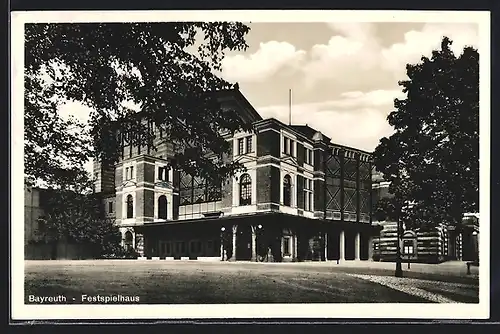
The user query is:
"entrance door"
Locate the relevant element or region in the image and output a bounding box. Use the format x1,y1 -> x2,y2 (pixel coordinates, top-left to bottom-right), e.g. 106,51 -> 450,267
236,225 -> 253,260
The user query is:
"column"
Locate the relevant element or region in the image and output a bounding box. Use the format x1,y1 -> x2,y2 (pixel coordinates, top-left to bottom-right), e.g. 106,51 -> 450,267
354,232 -> 360,260
293,234 -> 298,261
220,238 -> 225,261
280,236 -> 284,262
251,226 -> 257,262
339,230 -> 345,261
230,225 -> 237,261
324,232 -> 328,261
368,236 -> 374,261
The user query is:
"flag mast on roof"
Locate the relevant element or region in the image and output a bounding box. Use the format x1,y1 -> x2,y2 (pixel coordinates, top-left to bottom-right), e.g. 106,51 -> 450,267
289,88 -> 292,125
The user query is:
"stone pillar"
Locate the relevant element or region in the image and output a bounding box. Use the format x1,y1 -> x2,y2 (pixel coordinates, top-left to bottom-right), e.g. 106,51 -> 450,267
294,234 -> 298,261
280,236 -> 284,262
230,225 -> 237,261
324,232 -> 328,261
339,230 -> 345,261
251,225 -> 257,262
355,232 -> 361,261
368,236 -> 374,261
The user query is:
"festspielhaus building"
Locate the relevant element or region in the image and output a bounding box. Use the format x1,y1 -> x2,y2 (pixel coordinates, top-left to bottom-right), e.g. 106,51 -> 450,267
93,89 -> 380,262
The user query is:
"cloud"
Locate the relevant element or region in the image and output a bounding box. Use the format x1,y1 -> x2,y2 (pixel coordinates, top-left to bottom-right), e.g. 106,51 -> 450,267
326,22 -> 377,42
380,23 -> 479,77
302,22 -> 479,87
221,41 -> 306,82
256,89 -> 405,152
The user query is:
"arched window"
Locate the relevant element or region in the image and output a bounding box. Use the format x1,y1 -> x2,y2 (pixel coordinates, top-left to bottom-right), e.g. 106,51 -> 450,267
283,174 -> 292,206
126,194 -> 134,218
158,195 -> 168,220
124,231 -> 133,251
239,173 -> 252,206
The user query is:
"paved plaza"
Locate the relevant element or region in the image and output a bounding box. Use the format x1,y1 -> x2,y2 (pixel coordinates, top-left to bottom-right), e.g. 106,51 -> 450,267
24,260 -> 479,304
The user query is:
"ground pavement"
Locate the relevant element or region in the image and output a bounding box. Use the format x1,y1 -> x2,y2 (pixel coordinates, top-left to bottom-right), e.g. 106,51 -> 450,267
24,260 -> 479,304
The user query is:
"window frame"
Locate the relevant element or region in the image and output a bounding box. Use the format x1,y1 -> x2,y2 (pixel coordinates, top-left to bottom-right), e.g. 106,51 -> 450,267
283,174 -> 292,207
158,195 -> 168,220
238,138 -> 245,155
239,173 -> 252,206
126,194 -> 134,218
303,178 -> 314,211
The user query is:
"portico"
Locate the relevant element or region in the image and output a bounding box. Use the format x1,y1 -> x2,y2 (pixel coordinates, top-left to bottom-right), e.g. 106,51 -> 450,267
134,212 -> 381,262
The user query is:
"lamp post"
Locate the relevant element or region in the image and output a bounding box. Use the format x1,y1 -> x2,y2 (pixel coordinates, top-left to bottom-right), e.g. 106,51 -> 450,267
220,226 -> 226,261
472,230 -> 479,263
395,203 -> 403,277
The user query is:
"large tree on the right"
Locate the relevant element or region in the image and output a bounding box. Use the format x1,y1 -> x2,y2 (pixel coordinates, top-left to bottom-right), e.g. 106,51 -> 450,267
373,37 -> 479,230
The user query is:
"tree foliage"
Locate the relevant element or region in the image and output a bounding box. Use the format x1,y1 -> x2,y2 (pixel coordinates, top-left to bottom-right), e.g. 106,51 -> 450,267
35,185 -> 122,257
373,37 -> 479,230
25,22 -> 253,188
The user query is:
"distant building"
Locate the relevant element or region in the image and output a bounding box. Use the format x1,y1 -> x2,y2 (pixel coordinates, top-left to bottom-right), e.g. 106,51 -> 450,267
93,88 -> 382,262
371,172 -> 479,263
24,185 -> 104,260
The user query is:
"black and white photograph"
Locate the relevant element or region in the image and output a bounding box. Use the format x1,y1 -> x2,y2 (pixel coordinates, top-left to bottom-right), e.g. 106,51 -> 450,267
11,10 -> 490,320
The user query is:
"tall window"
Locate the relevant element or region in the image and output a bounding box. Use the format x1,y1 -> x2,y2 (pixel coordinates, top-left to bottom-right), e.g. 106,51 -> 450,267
125,166 -> 135,180
304,178 -> 313,211
237,136 -> 253,155
238,138 -> 244,155
158,195 -> 167,219
283,236 -> 291,256
246,136 -> 253,154
239,173 -> 252,206
108,201 -> 114,214
158,166 -> 169,181
283,137 -> 295,157
283,174 -> 292,206
304,147 -> 313,165
126,194 -> 134,218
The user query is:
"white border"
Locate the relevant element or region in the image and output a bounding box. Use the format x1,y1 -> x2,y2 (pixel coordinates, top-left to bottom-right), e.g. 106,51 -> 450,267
11,10 -> 490,320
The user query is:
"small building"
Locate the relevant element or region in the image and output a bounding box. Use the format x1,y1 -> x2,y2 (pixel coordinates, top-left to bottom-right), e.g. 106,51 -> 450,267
371,173 -> 479,263
24,185 -> 109,260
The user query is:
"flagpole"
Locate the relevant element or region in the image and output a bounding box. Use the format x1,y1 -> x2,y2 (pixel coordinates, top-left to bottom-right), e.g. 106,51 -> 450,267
289,88 -> 292,125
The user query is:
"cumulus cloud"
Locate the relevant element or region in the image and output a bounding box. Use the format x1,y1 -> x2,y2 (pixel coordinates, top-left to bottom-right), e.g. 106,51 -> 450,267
256,89 -> 405,152
380,23 -> 479,77
221,41 -> 306,82
302,22 -> 479,86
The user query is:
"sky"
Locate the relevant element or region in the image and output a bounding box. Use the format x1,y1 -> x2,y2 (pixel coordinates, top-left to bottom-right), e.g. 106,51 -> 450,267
57,21 -> 479,172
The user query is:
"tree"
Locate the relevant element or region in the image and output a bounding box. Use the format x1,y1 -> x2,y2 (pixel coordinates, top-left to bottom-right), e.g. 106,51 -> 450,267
25,22 -> 253,189
373,37 -> 479,231
36,183 -> 123,258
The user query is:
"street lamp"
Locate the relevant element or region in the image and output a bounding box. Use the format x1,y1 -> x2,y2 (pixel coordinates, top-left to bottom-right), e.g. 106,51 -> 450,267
220,227 -> 226,261
395,204 -> 403,277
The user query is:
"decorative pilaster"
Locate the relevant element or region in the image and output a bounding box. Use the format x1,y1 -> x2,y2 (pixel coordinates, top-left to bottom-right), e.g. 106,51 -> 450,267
293,234 -> 298,261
